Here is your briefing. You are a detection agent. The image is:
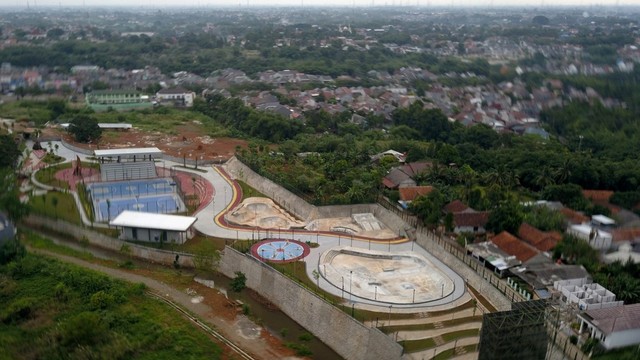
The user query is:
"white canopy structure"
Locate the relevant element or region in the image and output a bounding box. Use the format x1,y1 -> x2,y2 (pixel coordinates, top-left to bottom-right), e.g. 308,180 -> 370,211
109,211 -> 197,244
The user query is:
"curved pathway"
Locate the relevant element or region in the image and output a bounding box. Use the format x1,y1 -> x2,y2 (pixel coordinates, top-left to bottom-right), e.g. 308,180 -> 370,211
36,141 -> 468,310
29,248 -> 291,360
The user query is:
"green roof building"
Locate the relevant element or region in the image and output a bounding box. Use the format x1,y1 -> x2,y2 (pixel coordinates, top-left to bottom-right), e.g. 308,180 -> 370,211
86,89 -> 153,112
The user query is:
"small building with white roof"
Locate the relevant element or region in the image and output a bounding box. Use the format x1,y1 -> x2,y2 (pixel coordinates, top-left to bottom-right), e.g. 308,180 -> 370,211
591,214 -> 616,227
567,224 -> 612,250
109,210 -> 197,244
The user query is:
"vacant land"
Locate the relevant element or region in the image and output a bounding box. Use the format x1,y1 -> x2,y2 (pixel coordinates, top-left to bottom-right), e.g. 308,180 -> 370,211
0,253 -> 222,359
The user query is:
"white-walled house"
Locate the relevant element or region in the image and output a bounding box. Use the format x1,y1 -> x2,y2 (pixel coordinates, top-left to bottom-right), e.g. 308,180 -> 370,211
567,224 -> 612,250
156,87 -> 195,107
578,304 -> 640,350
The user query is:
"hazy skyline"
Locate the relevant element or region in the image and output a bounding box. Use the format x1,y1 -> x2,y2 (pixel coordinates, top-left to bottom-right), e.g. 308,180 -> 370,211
3,0 -> 639,8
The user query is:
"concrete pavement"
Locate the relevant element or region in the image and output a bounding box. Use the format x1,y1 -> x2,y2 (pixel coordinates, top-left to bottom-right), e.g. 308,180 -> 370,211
36,140 -> 469,311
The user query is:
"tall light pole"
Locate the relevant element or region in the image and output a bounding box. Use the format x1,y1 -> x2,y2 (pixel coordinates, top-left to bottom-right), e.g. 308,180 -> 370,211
375,286 -> 378,301
412,288 -> 416,303
349,270 -> 353,300
388,305 -> 392,326
441,282 -> 445,298
578,135 -> 584,152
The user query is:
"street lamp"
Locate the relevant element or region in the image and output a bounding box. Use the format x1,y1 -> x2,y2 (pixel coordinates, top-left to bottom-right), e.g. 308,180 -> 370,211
441,282 -> 445,298
341,276 -> 344,299
412,288 -> 416,303
349,270 -> 353,300
375,286 -> 378,301
388,305 -> 392,326
578,135 -> 584,152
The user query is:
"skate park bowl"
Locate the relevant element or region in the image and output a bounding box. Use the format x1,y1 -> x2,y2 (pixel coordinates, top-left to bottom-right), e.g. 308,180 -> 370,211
319,247 -> 456,305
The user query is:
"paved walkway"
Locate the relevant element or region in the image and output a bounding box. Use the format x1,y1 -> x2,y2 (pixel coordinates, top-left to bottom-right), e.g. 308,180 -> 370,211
31,141 -> 469,311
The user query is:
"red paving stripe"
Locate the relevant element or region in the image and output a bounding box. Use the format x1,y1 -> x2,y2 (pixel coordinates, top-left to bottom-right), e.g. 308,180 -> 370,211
211,167 -> 407,243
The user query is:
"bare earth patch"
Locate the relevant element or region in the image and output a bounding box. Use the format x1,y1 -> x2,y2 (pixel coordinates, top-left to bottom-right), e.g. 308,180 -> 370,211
44,125 -> 247,162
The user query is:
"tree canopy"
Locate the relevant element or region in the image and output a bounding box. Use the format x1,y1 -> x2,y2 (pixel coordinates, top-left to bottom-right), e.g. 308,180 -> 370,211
68,115 -> 102,143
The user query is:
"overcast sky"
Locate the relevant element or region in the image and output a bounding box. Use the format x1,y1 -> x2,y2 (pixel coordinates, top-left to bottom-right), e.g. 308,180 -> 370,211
3,0 -> 638,8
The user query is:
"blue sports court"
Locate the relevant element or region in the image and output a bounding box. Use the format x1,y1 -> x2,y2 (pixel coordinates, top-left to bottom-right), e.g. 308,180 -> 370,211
87,178 -> 176,200
86,178 -> 185,222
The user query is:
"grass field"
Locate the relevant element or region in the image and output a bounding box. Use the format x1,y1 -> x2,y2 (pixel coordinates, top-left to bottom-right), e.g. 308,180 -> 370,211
28,191 -> 82,225
0,100 -> 53,125
92,108 -> 230,137
0,252 -> 222,359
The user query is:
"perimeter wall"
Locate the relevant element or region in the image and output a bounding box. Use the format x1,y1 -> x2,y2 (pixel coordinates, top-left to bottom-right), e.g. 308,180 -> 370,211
218,247 -> 404,360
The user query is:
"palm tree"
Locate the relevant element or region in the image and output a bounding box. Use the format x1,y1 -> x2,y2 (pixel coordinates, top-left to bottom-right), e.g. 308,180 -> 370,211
553,159 -> 572,184
534,166 -> 556,190
346,181 -> 366,203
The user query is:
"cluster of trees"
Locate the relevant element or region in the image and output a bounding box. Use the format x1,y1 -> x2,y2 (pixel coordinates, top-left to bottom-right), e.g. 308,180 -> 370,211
0,136 -> 28,265
67,115 -> 102,143
194,95 -> 303,142
189,88 -> 640,217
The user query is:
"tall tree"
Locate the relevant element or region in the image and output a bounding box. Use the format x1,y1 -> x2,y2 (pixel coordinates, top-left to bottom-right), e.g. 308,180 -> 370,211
486,200 -> 524,234
68,115 -> 102,143
0,135 -> 21,168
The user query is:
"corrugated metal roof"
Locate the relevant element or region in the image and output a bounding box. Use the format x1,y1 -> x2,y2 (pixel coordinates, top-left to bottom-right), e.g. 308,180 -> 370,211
94,147 -> 162,157
109,211 -> 196,232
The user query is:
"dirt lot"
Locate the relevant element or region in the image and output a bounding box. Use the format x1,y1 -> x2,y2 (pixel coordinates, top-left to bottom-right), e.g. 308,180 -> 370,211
43,124 -> 247,162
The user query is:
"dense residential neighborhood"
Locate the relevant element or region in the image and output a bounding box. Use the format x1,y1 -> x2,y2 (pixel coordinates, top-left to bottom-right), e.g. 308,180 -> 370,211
1,5 -> 640,360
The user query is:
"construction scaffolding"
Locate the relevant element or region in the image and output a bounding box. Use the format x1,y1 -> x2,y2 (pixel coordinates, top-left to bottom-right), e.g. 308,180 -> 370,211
478,299 -> 549,360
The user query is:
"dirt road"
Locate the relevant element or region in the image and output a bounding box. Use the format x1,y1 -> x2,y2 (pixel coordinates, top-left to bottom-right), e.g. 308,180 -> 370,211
30,248 -> 299,360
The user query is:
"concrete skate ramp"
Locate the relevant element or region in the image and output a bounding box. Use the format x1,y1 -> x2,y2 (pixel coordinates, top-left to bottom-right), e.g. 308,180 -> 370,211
225,197 -> 306,230
227,198 -> 397,239
319,247 -> 455,304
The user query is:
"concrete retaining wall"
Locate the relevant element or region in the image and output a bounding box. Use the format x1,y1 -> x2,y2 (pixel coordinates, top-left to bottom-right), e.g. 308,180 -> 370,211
162,154 -> 225,167
218,247 -> 404,360
224,157 -> 315,221
61,139 -> 94,155
224,158 -> 410,237
24,215 -> 196,268
315,204 -> 411,237
415,228 -> 512,311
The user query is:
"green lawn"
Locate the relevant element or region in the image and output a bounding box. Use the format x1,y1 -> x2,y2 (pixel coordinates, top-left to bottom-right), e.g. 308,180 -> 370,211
381,316 -> 483,334
21,231 -> 94,261
399,329 -> 480,353
237,180 -> 267,199
34,162 -> 72,189
0,253 -> 222,359
28,191 -> 82,225
0,100 -> 52,125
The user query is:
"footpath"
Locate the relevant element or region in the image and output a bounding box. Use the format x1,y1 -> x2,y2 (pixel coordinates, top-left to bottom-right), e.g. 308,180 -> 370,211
29,247 -> 299,360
